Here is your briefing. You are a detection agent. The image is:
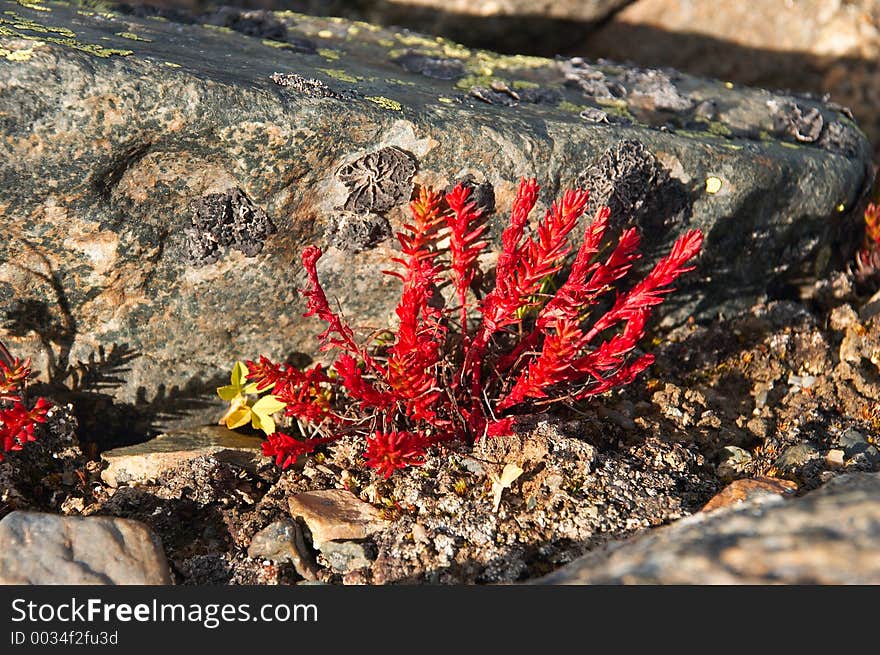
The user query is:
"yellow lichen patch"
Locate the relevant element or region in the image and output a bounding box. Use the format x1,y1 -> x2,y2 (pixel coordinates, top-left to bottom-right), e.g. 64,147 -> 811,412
0,12 -> 77,38
262,39 -> 292,49
202,24 -> 233,34
512,80 -> 539,90
836,203 -> 846,213
317,29 -> 333,39
164,61 -> 181,68
116,31 -> 152,42
705,176 -> 723,194
16,0 -> 49,12
385,77 -> 415,86
365,95 -> 402,111
724,81 -> 734,89
557,100 -> 586,114
318,67 -> 359,83
2,41 -> 43,60
317,47 -> 340,60
437,96 -> 454,104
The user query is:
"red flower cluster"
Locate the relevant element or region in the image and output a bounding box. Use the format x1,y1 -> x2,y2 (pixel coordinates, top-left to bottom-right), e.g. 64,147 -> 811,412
0,341 -> 51,462
229,178 -> 703,477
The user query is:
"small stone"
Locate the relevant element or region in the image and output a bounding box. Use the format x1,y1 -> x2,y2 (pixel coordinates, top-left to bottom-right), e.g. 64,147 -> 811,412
702,476 -> 797,512
830,304 -> 859,330
247,520 -> 319,581
774,443 -> 819,473
101,425 -> 266,487
319,541 -> 373,572
826,449 -> 846,468
0,511 -> 172,584
288,489 -> 387,547
716,446 -> 752,482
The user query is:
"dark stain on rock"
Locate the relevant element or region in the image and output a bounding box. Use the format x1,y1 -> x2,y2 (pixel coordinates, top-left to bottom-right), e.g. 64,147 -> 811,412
185,188 -> 276,265
325,211 -> 392,253
336,146 -> 417,214
446,175 -> 495,215
577,140 -> 692,235
392,51 -> 465,81
270,73 -> 342,99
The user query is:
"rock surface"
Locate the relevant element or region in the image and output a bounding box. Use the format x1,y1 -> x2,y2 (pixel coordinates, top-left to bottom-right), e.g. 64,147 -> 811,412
101,425 -> 266,487
288,489 -> 388,546
0,510 -> 172,584
582,0 -> 880,158
0,1 -> 872,430
538,472 -> 880,584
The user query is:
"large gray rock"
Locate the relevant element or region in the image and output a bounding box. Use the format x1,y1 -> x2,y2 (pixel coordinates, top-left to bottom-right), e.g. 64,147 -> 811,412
538,472 -> 880,584
0,511 -> 173,584
0,2 -> 872,427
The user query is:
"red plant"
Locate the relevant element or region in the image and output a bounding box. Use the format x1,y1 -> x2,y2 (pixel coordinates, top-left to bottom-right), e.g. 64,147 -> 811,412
0,340 -> 51,462
220,177 -> 703,476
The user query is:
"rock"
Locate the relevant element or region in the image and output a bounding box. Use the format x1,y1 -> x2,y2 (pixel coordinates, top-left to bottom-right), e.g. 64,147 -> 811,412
837,430 -> 880,467
247,519 -> 319,580
582,0 -> 880,159
701,476 -> 797,512
319,540 -> 373,572
826,449 -> 846,468
288,489 -> 387,547
0,511 -> 172,584
0,2 -> 871,424
538,472 -> 880,584
774,443 -> 819,473
716,445 -> 752,482
101,425 -> 266,487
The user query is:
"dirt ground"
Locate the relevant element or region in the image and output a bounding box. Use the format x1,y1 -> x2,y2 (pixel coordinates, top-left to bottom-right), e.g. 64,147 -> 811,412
3,269 -> 880,584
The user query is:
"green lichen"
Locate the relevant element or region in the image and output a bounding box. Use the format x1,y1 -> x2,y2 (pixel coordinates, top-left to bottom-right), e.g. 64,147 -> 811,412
512,80 -> 539,90
203,24 -> 233,34
385,77 -> 415,86
262,39 -> 293,49
0,12 -> 132,57
437,96 -> 454,104
317,47 -> 340,60
596,98 -> 635,121
365,95 -> 402,111
455,73 -> 499,91
318,67 -> 359,83
1,41 -> 42,60
116,31 -> 151,42
557,100 -> 586,114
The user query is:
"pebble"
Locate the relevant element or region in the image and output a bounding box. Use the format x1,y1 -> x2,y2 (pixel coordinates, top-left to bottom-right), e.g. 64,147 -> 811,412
0,511 -> 172,584
247,520 -> 319,581
702,476 -> 797,512
774,443 -> 819,473
288,489 -> 388,547
319,541 -> 373,572
825,449 -> 846,468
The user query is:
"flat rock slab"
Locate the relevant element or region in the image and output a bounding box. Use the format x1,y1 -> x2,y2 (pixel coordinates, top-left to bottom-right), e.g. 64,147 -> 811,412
101,425 -> 266,487
538,472 -> 880,584
0,1 -> 872,421
288,489 -> 388,546
0,511 -> 172,584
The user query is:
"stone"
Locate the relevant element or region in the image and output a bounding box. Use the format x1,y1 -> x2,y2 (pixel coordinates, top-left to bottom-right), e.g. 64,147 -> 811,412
826,449 -> 846,468
701,476 -> 797,512
288,489 -> 388,547
319,540 -> 373,572
0,1 -> 871,429
247,519 -> 319,580
538,472 -> 880,584
101,425 -> 266,487
0,511 -> 172,584
774,443 -> 820,473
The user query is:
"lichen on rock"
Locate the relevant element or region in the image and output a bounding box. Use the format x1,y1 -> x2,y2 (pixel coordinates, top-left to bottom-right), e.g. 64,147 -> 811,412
184,188 -> 276,265
336,146 -> 417,213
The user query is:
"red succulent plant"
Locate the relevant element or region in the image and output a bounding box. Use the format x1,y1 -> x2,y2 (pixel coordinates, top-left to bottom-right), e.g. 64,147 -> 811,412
220,176 -> 703,477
